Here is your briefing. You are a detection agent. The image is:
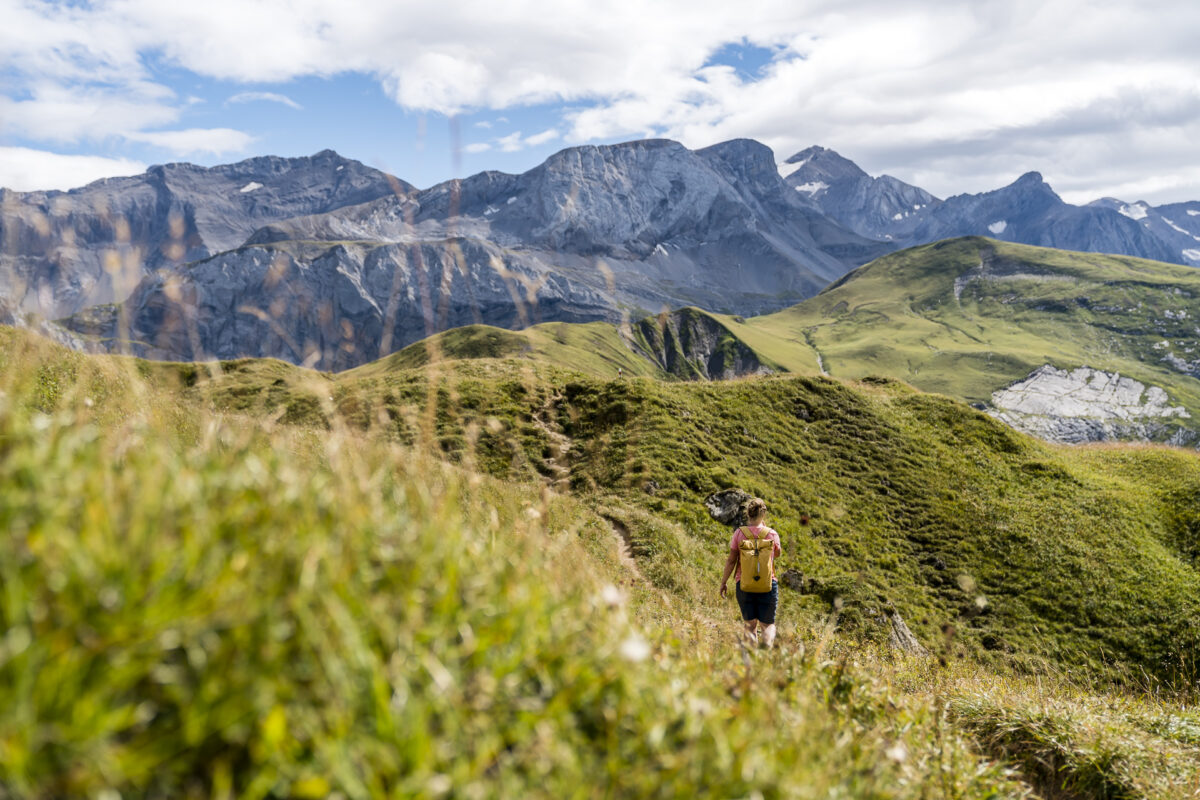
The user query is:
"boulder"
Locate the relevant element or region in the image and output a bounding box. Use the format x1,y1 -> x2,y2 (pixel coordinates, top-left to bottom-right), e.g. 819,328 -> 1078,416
886,608 -> 928,655
703,488 -> 752,527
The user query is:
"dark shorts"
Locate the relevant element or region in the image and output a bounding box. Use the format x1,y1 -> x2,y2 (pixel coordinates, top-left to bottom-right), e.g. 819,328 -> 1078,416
735,580 -> 778,624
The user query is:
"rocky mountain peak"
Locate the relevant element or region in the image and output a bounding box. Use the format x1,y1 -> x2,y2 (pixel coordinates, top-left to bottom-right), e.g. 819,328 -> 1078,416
782,145 -> 869,182
1008,171 -> 1055,194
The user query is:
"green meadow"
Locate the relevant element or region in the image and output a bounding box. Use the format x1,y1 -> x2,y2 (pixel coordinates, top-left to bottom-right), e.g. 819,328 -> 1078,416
5,305 -> 1200,797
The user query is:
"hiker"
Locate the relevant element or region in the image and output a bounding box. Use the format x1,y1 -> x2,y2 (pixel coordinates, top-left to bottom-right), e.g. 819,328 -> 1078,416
718,497 -> 781,647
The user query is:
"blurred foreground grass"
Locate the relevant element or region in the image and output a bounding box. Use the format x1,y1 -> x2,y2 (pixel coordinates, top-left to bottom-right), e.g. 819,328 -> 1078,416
1,325 -> 1199,798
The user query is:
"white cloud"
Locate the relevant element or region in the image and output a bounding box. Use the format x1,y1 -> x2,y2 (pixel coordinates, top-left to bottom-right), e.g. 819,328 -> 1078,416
464,142 -> 492,154
488,128 -> 560,153
3,1 -> 1200,201
524,128 -> 559,147
0,82 -> 180,142
473,120 -> 492,129
227,91 -> 303,110
126,128 -> 255,156
495,132 -> 525,153
0,147 -> 145,192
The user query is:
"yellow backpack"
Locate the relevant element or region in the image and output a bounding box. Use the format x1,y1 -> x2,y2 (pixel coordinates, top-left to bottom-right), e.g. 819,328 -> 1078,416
737,528 -> 774,593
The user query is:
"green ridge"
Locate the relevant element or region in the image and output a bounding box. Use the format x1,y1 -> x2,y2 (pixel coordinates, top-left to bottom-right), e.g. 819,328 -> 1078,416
747,237 -> 1200,418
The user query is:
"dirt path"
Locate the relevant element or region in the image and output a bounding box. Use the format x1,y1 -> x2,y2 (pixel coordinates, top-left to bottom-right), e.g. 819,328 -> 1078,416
529,391 -> 572,491
605,516 -> 647,583
530,392 -> 649,587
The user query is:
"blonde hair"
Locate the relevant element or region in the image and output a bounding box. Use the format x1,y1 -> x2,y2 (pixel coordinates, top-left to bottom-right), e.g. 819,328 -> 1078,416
745,497 -> 767,522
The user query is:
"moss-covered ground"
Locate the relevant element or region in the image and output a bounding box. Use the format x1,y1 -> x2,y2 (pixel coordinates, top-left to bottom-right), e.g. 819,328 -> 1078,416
742,237 -> 1200,418
4,320 -> 1200,798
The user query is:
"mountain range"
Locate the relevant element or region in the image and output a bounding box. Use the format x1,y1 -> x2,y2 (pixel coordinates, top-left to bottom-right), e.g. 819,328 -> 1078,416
3,138 -> 1200,369
783,145 -> 1200,266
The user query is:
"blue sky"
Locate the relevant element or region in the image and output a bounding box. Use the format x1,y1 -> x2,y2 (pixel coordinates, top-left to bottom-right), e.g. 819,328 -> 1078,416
3,0 -> 1200,204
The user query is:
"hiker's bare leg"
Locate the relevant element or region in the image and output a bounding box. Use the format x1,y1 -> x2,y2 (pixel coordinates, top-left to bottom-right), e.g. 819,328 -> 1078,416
762,623 -> 777,648
743,620 -> 759,644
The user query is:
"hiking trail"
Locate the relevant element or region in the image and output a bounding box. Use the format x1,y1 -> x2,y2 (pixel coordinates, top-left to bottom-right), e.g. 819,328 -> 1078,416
530,390 -> 572,491
605,516 -> 647,584
531,390 -> 649,587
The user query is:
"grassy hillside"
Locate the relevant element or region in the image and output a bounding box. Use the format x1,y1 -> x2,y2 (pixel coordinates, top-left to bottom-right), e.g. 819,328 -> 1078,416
745,237 -> 1200,414
326,359 -> 1200,687
6,324 -> 1200,797
347,321 -> 663,380
0,326 -> 1036,798
337,239 -> 1200,445
346,307 -> 782,383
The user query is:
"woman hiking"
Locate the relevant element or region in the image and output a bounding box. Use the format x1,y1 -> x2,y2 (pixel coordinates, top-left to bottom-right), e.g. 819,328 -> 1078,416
718,498 -> 781,648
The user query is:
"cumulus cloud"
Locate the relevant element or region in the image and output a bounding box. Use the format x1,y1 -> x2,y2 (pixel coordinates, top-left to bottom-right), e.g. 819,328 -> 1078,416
3,0 -> 1200,200
227,91 -> 303,110
125,128 -> 255,156
0,82 -> 179,143
489,129 -> 561,152
463,142 -> 491,154
0,147 -> 145,192
524,128 -> 559,147
495,132 -> 525,153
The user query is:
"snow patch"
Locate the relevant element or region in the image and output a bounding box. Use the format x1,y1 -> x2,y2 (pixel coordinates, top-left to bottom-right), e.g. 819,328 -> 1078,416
1183,249 -> 1200,262
778,158 -> 808,178
1188,210 -> 1200,216
892,213 -> 904,221
988,220 -> 1008,234
239,181 -> 263,193
653,243 -> 668,257
336,165 -> 344,171
793,181 -> 828,194
1162,217 -> 1192,236
483,205 -> 499,216
1118,202 -> 1149,220
506,196 -> 517,204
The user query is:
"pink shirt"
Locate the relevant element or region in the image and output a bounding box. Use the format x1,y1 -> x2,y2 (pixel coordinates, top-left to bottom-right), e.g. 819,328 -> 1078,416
729,525 -> 782,581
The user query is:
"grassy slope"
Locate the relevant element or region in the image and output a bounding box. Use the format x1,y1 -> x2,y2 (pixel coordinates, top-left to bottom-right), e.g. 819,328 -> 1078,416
6,324 -> 1200,796
341,238 -> 1200,431
747,237 -> 1200,410
0,326 -> 1036,798
43,319 -> 1196,689
346,321 -> 664,381
338,359 -> 1200,685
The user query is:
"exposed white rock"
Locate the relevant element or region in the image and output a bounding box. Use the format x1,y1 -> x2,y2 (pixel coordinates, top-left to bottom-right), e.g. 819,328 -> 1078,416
987,365 -> 1192,445
239,181 -> 263,193
992,365 -> 1187,420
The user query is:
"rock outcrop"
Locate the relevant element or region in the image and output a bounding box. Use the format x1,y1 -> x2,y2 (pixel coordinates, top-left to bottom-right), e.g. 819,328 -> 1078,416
628,308 -> 771,380
987,365 -> 1195,445
886,609 -> 928,656
704,488 -> 753,527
